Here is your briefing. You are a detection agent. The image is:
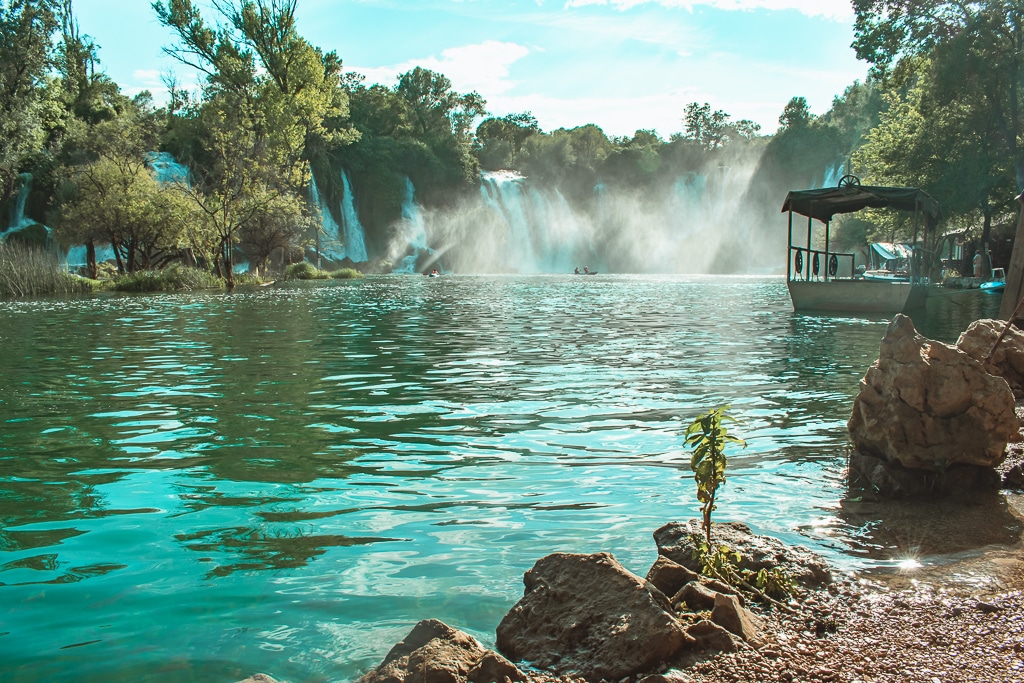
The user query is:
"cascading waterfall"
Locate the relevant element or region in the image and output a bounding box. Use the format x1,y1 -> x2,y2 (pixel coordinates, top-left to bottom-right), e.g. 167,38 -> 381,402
146,152 -> 190,185
393,177 -> 435,273
821,162 -> 845,188
340,170 -> 368,263
476,171 -> 594,273
6,173 -> 37,234
310,169 -> 369,264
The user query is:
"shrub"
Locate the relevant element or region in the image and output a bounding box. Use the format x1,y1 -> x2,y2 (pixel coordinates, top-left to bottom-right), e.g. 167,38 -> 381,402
283,261 -> 329,280
112,263 -> 222,292
330,267 -> 363,279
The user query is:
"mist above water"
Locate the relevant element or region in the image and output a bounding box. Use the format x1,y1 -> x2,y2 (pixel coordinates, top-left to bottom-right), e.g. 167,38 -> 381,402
385,145 -> 790,275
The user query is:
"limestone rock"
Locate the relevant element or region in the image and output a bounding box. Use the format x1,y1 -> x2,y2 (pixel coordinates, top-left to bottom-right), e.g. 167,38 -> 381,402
496,552 -> 694,682
653,521 -> 832,587
673,582 -> 718,611
684,620 -> 742,653
646,556 -> 700,598
710,593 -> 765,648
849,450 -> 1001,497
956,319 -> 1024,398
357,619 -> 525,683
848,314 -> 1018,472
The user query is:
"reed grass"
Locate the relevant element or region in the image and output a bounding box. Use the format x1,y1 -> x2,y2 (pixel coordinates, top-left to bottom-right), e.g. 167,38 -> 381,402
0,242 -> 92,299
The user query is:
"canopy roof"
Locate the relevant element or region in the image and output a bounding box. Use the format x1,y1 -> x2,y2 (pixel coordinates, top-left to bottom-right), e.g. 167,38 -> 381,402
781,185 -> 940,223
870,242 -> 912,260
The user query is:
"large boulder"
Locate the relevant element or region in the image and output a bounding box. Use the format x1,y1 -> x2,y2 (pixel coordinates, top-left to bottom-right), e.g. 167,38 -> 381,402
496,552 -> 694,682
956,319 -> 1024,398
357,619 -> 525,683
848,314 -> 1018,472
652,521 -> 832,587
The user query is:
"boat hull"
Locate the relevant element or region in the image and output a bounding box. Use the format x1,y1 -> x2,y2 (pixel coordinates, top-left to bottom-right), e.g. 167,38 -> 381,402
787,280 -> 928,313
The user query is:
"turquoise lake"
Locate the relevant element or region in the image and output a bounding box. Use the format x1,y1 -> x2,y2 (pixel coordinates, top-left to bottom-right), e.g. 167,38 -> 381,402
0,275 -> 1014,682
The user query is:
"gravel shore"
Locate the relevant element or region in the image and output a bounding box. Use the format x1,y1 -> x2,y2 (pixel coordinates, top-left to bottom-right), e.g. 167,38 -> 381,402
521,491 -> 1024,683
671,493 -> 1024,683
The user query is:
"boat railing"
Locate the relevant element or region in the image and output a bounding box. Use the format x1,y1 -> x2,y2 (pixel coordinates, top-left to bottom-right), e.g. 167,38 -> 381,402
788,246 -> 857,282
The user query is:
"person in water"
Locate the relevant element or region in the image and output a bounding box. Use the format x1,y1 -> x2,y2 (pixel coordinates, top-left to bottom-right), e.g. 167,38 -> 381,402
574,267 -> 580,274
583,266 -> 590,274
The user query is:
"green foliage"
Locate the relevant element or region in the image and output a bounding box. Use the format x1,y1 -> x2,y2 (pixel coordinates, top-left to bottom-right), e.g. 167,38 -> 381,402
682,102 -> 761,151
110,263 -> 222,292
0,0 -> 58,200
283,261 -> 328,280
754,567 -> 798,600
329,267 -> 362,279
0,241 -> 91,298
688,533 -> 797,605
685,406 -> 745,543
690,536 -> 742,578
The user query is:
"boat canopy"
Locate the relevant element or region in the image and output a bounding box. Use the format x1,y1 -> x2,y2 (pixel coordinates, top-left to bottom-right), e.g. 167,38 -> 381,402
781,185 -> 940,223
870,242 -> 912,261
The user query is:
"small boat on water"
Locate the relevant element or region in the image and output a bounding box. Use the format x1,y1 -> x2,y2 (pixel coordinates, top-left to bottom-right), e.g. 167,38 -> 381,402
981,267 -> 1006,293
782,176 -> 939,314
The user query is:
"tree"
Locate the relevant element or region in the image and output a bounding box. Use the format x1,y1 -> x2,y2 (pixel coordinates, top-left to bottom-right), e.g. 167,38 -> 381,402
54,98 -> 195,275
852,1 -> 1024,190
396,67 -> 485,142
0,0 -> 58,201
682,102 -> 760,150
852,66 -> 1014,275
153,0 -> 360,279
778,96 -> 811,131
475,112 -> 540,170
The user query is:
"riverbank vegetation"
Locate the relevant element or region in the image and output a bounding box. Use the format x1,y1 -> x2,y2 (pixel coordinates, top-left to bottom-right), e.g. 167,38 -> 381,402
0,0 -> 1022,294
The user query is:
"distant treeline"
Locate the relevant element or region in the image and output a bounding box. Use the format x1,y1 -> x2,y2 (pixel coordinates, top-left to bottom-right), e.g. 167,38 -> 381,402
1,0 -> 1021,281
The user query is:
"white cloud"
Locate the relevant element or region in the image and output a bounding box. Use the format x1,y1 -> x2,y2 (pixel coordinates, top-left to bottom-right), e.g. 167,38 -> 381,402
563,0 -> 854,21
353,40 -> 530,95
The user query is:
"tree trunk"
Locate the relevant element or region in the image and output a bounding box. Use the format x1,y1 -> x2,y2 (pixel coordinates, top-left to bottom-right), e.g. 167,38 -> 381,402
86,239 -> 97,280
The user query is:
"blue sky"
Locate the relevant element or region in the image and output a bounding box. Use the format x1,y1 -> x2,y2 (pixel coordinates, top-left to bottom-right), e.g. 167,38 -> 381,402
71,0 -> 866,139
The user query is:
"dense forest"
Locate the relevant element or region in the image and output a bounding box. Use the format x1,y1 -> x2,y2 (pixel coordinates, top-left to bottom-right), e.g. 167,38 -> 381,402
1,0 -> 1022,282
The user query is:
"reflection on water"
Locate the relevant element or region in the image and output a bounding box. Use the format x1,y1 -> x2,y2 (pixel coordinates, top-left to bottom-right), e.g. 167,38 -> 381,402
0,276 -> 1013,682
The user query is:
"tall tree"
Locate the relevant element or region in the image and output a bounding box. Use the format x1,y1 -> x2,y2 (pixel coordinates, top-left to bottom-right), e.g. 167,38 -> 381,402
681,102 -> 760,150
153,0 -> 359,280
852,1 -> 1024,190
0,0 -> 58,201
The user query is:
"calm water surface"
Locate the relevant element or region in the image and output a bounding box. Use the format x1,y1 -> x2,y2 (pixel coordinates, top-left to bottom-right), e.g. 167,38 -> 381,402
0,275 -> 1011,682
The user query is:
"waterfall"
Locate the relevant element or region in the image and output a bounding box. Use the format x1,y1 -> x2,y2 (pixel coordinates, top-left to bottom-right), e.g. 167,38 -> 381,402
820,162 -> 845,189
146,152 -> 189,185
340,170 -> 368,263
393,177 -> 435,273
310,169 -> 368,265
477,171 -> 593,274
6,173 -> 36,233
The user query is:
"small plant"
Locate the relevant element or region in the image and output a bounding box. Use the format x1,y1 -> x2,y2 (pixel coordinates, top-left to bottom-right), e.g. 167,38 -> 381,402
754,567 -> 797,600
685,405 -> 745,543
691,535 -> 741,578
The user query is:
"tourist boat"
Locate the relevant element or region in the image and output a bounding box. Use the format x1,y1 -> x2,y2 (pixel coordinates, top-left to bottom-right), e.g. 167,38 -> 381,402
782,176 -> 939,313
981,267 -> 1006,294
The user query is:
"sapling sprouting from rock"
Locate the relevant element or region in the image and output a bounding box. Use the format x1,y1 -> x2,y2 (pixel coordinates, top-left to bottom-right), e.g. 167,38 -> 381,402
685,405 -> 745,544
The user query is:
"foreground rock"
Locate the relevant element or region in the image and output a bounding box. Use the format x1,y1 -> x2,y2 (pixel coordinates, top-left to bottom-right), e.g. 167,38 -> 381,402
847,314 -> 1018,496
957,318 -> 1024,398
357,619 -> 525,683
496,552 -> 694,682
652,521 -> 832,588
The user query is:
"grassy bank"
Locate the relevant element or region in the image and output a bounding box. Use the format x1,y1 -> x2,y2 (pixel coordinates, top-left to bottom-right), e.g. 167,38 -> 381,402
0,243 -> 93,299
